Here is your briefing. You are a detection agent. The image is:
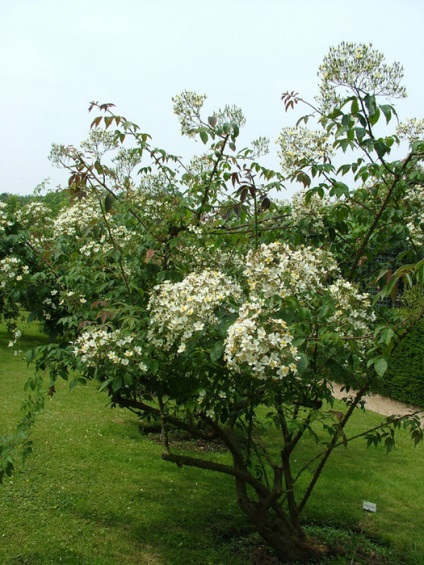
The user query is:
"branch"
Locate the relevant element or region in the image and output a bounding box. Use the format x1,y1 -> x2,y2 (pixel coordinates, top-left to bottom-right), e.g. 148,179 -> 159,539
298,383 -> 368,513
113,395 -> 220,441
294,408 -> 423,489
196,134 -> 230,221
162,452 -> 249,482
162,451 -> 270,500
348,155 -> 415,280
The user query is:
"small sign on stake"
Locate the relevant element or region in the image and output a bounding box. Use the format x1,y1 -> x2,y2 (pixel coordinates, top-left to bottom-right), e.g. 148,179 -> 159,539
363,500 -> 377,512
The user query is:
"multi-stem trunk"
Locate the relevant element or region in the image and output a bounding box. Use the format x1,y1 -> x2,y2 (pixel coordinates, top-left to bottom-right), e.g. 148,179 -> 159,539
234,472 -> 317,563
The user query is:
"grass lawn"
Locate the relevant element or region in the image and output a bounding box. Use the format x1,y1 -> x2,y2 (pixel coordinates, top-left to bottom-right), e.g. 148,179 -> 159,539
1,320 -> 423,564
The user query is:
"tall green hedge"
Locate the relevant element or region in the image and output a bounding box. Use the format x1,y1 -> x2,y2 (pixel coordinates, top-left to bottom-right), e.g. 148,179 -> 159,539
373,321 -> 424,407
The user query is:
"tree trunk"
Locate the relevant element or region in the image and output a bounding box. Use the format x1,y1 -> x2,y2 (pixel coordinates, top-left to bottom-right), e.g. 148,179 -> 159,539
235,478 -> 317,563
242,504 -> 314,562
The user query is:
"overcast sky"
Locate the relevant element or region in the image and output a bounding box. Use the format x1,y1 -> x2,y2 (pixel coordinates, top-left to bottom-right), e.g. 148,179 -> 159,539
1,0 -> 423,196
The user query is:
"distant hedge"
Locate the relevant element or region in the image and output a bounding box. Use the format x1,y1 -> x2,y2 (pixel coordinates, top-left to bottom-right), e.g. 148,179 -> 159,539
373,320 -> 424,408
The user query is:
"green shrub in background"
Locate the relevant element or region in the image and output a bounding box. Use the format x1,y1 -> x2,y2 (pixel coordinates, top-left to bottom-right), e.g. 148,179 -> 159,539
374,320 -> 424,407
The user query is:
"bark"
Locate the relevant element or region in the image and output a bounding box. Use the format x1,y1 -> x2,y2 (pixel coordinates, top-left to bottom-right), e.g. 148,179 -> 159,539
234,475 -> 318,563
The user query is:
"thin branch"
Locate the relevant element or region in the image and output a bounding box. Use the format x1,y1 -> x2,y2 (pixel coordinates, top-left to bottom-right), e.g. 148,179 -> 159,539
294,408 -> 423,488
298,384 -> 368,513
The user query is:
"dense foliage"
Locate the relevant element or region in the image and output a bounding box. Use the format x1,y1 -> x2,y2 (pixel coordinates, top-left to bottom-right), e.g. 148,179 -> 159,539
1,42 -> 424,562
375,319 -> 424,406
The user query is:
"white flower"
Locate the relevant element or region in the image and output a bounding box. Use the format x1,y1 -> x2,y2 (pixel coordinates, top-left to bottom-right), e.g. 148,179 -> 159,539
225,300 -> 298,381
148,269 -> 242,353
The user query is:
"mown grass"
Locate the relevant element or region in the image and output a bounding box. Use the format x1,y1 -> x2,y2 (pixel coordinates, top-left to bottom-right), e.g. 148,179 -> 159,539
1,320 -> 423,564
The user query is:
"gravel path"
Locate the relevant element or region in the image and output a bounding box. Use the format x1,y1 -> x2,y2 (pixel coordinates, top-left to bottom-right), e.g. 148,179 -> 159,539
332,383 -> 424,422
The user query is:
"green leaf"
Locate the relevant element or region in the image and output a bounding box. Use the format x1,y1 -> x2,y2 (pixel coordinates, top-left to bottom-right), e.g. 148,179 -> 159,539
112,376 -> 123,393
329,182 -> 349,198
351,98 -> 359,114
99,378 -> 113,392
199,130 -> 208,144
369,107 -> 381,126
110,248 -> 122,263
296,353 -> 309,374
90,116 -> 102,129
296,171 -> 311,188
374,357 -> 388,377
104,116 -> 113,129
355,127 -> 366,142
210,342 -> 224,362
105,193 -> 114,213
341,114 -> 353,127
168,237 -> 179,250
380,328 -> 395,345
379,104 -> 392,124
374,140 -> 389,159
208,115 -> 217,128
364,94 -> 377,117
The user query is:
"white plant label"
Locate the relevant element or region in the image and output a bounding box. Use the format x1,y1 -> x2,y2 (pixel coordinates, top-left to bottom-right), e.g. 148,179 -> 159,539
363,500 -> 377,512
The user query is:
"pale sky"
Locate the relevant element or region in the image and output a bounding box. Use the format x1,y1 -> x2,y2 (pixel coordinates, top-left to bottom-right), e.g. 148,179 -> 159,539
1,0 -> 423,195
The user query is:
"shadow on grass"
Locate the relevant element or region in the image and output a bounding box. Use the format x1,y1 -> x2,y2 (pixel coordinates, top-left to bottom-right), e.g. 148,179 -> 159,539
0,325 -> 49,351
5,550 -> 91,565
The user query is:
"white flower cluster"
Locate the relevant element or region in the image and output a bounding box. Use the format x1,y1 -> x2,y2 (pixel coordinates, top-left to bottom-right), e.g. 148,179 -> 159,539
53,192 -> 103,238
184,154 -> 215,188
290,190 -> 331,235
78,224 -> 140,258
173,242 -> 246,276
277,127 -> 334,175
172,90 -> 207,137
244,242 -> 339,302
250,136 -> 270,158
72,327 -> 147,371
317,42 -> 407,112
146,242 -> 374,382
16,202 -> 53,230
42,297 -> 57,321
80,129 -> 119,159
147,269 -> 242,353
396,118 -> 424,143
224,300 -> 299,380
404,186 -> 424,247
327,280 -> 375,345
0,257 -> 30,288
0,202 -> 13,233
128,187 -> 176,226
212,103 -> 246,131
7,328 -> 22,349
52,193 -> 143,271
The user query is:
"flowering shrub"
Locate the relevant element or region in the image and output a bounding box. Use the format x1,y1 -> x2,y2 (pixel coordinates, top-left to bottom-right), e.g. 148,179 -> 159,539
1,43 -> 424,564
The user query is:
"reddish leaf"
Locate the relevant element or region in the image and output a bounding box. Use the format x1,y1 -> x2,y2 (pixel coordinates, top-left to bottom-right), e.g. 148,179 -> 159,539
145,249 -> 156,263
